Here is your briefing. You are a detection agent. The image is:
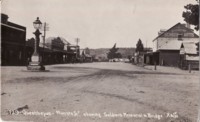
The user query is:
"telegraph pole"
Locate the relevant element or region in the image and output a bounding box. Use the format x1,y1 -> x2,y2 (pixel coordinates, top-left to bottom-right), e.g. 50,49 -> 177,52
42,22 -> 49,64
75,38 -> 80,46
75,38 -> 80,59
146,40 -> 147,49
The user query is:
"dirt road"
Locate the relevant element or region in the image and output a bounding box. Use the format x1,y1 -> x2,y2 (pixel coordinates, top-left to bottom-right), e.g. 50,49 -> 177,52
1,62 -> 199,122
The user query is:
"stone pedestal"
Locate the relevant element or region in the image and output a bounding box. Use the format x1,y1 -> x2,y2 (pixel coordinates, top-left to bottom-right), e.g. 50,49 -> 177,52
27,62 -> 45,71
27,54 -> 45,71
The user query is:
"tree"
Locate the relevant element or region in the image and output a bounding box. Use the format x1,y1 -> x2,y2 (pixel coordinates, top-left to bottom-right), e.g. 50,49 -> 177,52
127,55 -> 131,60
136,39 -> 144,53
85,47 -> 90,54
81,50 -> 85,56
116,53 -> 122,58
26,38 -> 35,48
182,0 -> 199,30
107,43 -> 119,59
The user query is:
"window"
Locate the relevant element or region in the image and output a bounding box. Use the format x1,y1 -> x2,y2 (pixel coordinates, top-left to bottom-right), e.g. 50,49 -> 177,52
178,34 -> 183,40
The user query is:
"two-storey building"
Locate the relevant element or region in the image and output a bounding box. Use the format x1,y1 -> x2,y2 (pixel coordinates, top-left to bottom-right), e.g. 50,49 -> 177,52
152,23 -> 199,66
1,13 -> 27,66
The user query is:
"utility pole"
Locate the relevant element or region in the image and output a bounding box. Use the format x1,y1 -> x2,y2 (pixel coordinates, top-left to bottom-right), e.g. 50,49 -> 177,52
75,38 -> 80,59
75,38 -> 80,46
41,22 -> 49,64
146,40 -> 147,49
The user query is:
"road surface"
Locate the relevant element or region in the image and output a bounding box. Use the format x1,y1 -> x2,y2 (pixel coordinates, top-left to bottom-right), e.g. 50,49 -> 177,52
1,62 -> 199,122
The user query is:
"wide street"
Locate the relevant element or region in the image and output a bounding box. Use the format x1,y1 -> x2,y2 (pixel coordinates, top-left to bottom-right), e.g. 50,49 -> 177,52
1,62 -> 199,122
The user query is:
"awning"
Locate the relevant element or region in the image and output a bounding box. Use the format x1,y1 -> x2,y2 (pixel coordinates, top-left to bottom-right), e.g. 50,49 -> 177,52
186,55 -> 199,61
39,47 -> 52,53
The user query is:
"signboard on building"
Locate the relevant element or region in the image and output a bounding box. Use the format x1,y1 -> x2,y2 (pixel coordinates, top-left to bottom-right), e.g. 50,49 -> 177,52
180,48 -> 185,54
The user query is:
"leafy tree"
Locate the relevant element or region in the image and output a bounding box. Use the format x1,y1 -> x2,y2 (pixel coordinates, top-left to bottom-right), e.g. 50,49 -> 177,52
85,47 -> 90,54
26,38 -> 35,58
136,39 -> 144,53
116,53 -> 122,58
107,43 -> 119,59
127,55 -> 131,60
182,0 -> 199,30
82,50 -> 85,56
26,38 -> 35,48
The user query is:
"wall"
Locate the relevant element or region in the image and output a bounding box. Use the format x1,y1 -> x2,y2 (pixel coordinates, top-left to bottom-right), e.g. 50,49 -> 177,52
157,38 -> 199,50
159,50 -> 180,66
152,23 -> 199,52
153,39 -> 158,52
1,21 -> 27,66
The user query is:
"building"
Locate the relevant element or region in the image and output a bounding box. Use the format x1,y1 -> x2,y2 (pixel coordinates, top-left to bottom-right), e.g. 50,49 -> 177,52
26,36 -> 79,64
133,48 -> 152,65
151,23 -> 199,67
45,37 -> 68,64
180,41 -> 199,69
66,44 -> 80,63
80,48 -> 93,62
1,13 -> 27,66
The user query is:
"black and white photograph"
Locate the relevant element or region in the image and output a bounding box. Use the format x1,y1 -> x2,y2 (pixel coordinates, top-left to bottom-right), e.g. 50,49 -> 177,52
1,0 -> 200,121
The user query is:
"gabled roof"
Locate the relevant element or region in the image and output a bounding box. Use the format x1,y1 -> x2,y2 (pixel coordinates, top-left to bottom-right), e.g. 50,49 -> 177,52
46,37 -> 70,45
158,38 -> 199,51
158,40 -> 182,50
152,23 -> 199,42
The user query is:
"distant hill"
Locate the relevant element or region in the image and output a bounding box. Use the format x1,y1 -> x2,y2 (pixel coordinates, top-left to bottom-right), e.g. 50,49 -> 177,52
89,48 -> 136,59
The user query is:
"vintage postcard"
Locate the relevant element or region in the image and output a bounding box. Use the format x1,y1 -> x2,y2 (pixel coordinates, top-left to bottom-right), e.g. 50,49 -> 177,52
1,0 -> 200,122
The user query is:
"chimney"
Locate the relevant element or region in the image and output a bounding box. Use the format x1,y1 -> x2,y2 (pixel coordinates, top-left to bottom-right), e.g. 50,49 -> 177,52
158,29 -> 166,36
186,23 -> 191,29
1,13 -> 9,24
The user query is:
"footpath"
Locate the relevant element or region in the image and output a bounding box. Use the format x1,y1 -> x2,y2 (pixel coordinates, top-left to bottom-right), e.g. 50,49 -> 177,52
142,65 -> 199,75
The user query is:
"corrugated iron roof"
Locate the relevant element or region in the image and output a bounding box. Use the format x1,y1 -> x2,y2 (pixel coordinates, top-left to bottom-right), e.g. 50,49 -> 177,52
182,41 -> 198,54
84,54 -> 92,57
152,23 -> 199,42
186,55 -> 199,61
158,40 -> 182,50
158,38 -> 199,52
45,37 -> 70,45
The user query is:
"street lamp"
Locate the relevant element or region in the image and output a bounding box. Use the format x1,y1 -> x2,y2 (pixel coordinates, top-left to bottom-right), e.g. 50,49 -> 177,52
27,17 -> 45,71
33,17 -> 42,29
33,17 -> 42,56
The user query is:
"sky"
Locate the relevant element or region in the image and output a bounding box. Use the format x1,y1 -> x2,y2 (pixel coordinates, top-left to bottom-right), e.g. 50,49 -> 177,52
1,0 -> 198,49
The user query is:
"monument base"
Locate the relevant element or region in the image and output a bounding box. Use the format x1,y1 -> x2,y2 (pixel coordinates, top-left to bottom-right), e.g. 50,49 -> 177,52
27,61 -> 45,71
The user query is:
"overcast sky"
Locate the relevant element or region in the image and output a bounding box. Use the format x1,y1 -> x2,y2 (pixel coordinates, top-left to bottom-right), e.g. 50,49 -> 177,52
1,0 -> 198,49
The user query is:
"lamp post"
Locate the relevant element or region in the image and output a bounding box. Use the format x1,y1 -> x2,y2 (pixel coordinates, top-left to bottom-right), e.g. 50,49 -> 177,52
27,17 -> 45,71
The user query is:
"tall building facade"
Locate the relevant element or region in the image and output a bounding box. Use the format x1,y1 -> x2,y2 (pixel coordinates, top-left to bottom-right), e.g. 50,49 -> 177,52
1,13 -> 27,66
